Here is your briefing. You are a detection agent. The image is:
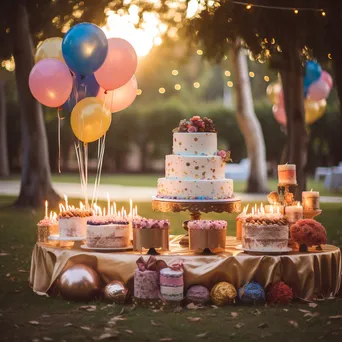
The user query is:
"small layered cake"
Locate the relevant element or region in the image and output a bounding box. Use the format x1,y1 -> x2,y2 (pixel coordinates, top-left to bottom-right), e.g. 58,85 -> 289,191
86,216 -> 130,248
160,268 -> 184,302
242,215 -> 289,252
188,220 -> 227,252
37,217 -> 58,243
59,209 -> 93,238
132,218 -> 170,251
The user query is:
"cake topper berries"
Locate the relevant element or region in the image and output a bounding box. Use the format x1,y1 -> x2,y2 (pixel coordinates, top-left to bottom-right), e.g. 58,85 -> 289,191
173,116 -> 216,133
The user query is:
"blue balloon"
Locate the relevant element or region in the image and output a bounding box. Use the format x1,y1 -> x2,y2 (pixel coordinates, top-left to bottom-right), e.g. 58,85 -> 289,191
62,23 -> 108,76
305,61 -> 322,85
63,73 -> 100,112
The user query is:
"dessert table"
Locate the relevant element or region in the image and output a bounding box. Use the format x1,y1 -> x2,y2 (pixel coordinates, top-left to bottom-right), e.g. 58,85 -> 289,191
30,236 -> 341,300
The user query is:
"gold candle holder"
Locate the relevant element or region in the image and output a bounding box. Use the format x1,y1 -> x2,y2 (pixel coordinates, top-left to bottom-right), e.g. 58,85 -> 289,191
133,228 -> 169,252
189,228 -> 226,253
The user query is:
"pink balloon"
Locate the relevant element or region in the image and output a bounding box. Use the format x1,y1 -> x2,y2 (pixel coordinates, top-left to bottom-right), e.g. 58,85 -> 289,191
29,58 -> 73,107
272,104 -> 287,126
321,70 -> 333,89
307,79 -> 330,101
97,76 -> 137,113
95,38 -> 137,91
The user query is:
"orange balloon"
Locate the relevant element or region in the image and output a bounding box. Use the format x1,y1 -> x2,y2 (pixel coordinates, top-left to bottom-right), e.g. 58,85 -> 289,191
71,97 -> 111,143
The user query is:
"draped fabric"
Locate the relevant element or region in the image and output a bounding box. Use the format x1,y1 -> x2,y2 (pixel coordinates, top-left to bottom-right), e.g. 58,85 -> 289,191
29,236 -> 341,300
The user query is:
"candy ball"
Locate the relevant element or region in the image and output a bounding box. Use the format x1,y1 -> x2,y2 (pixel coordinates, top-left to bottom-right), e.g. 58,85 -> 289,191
210,282 -> 237,306
238,281 -> 265,304
58,264 -> 102,301
104,280 -> 128,304
186,285 -> 210,304
267,281 -> 293,305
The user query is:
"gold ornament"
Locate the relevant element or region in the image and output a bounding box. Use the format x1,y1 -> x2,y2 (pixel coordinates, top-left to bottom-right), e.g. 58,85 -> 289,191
57,264 -> 102,301
210,282 -> 237,306
267,191 -> 280,204
104,280 -> 128,304
266,82 -> 282,105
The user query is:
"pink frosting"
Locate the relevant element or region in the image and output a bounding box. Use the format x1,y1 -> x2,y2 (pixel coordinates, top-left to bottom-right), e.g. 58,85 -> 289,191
188,220 -> 227,230
87,215 -> 128,225
160,274 -> 183,287
133,218 -> 170,229
37,218 -> 57,226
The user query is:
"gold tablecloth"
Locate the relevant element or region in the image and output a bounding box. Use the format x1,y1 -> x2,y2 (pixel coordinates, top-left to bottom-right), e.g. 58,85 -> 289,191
29,236 -> 341,300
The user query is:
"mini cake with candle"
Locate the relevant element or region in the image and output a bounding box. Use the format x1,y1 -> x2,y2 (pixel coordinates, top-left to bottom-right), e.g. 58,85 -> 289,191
242,214 -> 289,252
37,215 -> 58,243
58,209 -> 93,238
86,216 -> 130,248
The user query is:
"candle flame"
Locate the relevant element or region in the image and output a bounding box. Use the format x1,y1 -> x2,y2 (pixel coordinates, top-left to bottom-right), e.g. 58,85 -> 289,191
310,188 -> 313,192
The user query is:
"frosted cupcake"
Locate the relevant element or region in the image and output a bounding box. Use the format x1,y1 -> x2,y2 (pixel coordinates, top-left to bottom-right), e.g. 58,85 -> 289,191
37,216 -> 58,243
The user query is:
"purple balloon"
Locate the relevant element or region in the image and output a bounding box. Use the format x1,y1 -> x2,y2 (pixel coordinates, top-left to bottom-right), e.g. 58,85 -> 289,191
29,58 -> 73,107
321,71 -> 333,89
307,79 -> 330,101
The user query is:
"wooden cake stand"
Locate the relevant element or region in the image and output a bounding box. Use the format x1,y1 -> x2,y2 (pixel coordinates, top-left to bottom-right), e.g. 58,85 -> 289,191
152,197 -> 241,247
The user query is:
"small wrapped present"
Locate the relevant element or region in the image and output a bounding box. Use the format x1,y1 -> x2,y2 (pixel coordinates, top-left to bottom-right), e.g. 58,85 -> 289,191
160,262 -> 184,302
133,256 -> 167,300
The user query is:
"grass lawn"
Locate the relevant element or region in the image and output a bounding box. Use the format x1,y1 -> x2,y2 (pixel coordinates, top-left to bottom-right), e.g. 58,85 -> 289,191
6,173 -> 342,197
0,196 -> 341,341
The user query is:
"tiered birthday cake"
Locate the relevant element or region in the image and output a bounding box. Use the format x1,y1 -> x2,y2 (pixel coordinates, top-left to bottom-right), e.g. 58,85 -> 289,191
157,116 -> 234,200
59,209 -> 93,238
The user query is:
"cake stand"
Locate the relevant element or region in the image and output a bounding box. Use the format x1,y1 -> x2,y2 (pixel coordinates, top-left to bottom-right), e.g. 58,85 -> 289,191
152,196 -> 241,248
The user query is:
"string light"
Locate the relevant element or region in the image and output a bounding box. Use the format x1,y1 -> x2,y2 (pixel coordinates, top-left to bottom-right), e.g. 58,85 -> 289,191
321,11 -> 326,16
159,87 -> 165,94
224,70 -> 231,76
246,4 -> 252,10
294,9 -> 298,14
227,81 -> 233,87
174,84 -> 181,90
136,89 -> 142,95
249,71 -> 255,78
172,69 -> 179,76
328,53 -> 332,60
196,49 -> 203,55
193,82 -> 200,88
264,76 -> 270,82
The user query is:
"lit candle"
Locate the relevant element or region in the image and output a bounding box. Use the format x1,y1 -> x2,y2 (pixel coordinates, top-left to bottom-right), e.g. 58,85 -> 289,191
278,164 -> 297,185
265,204 -> 285,215
285,202 -> 303,223
64,194 -> 68,210
113,202 -> 117,215
44,200 -> 48,218
302,189 -> 320,211
107,193 -> 110,215
135,205 -> 138,217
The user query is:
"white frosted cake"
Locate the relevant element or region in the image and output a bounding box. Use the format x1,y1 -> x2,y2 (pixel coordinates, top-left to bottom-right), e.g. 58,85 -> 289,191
86,216 -> 130,248
58,209 -> 93,238
242,215 -> 289,251
157,116 -> 234,200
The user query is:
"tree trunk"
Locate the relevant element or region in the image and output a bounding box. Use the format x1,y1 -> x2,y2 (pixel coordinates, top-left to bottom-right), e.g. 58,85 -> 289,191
279,50 -> 307,199
230,43 -> 269,193
333,57 -> 342,165
0,80 -> 10,177
11,3 -> 59,207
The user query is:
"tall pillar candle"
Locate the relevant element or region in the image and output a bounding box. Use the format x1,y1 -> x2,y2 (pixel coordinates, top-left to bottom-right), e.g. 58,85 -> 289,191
302,190 -> 320,211
278,164 -> 297,185
285,203 -> 303,224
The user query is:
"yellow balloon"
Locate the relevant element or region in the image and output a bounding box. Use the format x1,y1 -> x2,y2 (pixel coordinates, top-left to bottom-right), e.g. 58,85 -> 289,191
35,37 -> 64,64
71,97 -> 112,143
317,99 -> 327,117
305,99 -> 322,125
266,82 -> 282,105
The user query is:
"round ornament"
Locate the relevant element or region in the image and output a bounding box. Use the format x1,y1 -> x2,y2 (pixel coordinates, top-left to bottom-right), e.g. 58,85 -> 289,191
210,282 -> 237,306
267,281 -> 293,305
238,281 -> 265,304
58,264 -> 102,301
186,285 -> 210,304
104,280 -> 128,304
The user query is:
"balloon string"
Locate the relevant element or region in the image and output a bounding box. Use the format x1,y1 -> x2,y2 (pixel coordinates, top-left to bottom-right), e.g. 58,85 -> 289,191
95,133 -> 106,203
74,142 -> 85,199
57,108 -> 64,173
92,135 -> 103,205
84,142 -> 88,208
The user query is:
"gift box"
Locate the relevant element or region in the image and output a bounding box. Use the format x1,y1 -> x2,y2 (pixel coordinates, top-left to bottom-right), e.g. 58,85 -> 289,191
132,218 -> 170,252
160,264 -> 184,302
133,256 -> 168,301
188,220 -> 227,253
